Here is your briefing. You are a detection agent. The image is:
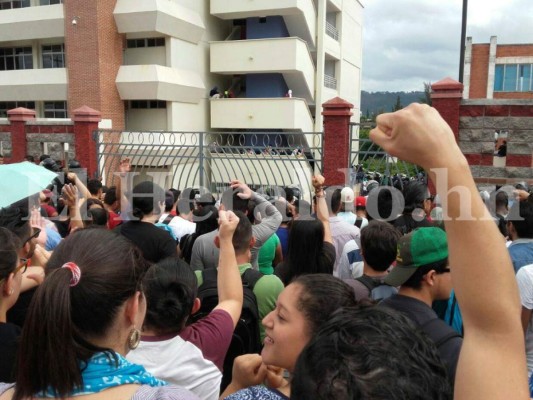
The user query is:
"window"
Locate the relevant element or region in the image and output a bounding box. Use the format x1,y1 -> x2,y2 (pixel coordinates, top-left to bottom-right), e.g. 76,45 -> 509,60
0,0 -> 30,9
44,101 -> 67,118
42,44 -> 65,68
126,38 -> 165,49
0,47 -> 33,70
130,100 -> 166,109
40,0 -> 63,4
494,63 -> 533,92
0,101 -> 35,118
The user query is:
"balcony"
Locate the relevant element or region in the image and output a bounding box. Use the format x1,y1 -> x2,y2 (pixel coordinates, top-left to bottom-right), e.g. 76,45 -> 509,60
210,0 -> 316,47
115,65 -> 205,104
210,38 -> 315,102
0,68 -> 67,101
210,98 -> 314,132
0,4 -> 64,41
114,0 -> 205,44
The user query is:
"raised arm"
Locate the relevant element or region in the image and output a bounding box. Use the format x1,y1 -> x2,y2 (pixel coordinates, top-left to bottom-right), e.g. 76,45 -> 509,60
214,210 -> 244,328
370,103 -> 528,400
312,175 -> 332,244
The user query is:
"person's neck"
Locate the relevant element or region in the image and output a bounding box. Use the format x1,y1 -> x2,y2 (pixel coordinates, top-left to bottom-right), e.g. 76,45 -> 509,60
0,305 -> 7,323
398,286 -> 433,307
142,213 -> 158,224
235,252 -> 251,266
356,210 -> 366,218
362,264 -> 386,278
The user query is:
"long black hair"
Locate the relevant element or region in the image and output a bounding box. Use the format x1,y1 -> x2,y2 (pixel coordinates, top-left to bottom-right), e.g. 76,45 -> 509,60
13,229 -> 149,399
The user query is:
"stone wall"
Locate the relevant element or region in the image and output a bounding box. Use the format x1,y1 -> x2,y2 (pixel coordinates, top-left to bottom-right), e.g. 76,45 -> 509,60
432,78 -> 533,186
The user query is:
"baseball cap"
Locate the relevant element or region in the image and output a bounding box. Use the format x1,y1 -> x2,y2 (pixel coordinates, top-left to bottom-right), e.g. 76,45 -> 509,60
340,187 -> 355,203
355,196 -> 366,207
385,227 -> 448,287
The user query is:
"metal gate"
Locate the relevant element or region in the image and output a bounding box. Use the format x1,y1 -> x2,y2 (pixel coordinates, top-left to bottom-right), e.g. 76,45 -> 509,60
349,122 -> 422,188
94,130 -> 323,202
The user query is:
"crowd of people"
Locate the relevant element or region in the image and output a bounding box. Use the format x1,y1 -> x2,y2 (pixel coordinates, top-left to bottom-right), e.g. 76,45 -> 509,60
0,104 -> 532,399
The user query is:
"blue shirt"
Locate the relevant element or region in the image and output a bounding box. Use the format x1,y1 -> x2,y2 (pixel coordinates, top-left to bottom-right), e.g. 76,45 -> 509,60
509,239 -> 533,273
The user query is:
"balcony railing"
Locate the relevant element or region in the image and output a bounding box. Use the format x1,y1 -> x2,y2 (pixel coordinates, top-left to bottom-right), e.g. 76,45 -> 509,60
324,74 -> 337,90
325,21 -> 339,41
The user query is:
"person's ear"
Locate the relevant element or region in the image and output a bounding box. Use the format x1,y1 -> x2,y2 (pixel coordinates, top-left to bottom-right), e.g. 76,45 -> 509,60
191,298 -> 201,315
214,236 -> 220,249
124,291 -> 142,326
423,270 -> 437,287
249,236 -> 256,249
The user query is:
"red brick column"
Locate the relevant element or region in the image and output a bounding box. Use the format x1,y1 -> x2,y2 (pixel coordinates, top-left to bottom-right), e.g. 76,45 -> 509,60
322,97 -> 353,186
431,78 -> 464,142
72,106 -> 101,178
6,107 -> 36,163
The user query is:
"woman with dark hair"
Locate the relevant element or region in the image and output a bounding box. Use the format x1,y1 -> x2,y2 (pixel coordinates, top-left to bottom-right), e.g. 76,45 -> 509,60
0,229 -> 199,400
0,228 -> 25,383
179,205 -> 218,264
116,181 -> 177,263
221,274 -> 358,399
393,181 -> 433,235
128,210 -> 243,400
274,176 -> 335,285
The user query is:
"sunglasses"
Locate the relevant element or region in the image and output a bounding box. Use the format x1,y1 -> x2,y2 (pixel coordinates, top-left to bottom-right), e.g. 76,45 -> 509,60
0,258 -> 29,286
23,228 -> 41,246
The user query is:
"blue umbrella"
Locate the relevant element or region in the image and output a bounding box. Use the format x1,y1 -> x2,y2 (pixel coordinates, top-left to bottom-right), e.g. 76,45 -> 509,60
0,162 -> 58,208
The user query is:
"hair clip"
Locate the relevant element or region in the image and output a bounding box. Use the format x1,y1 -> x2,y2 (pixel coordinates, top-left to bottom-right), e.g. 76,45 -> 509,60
61,262 -> 81,287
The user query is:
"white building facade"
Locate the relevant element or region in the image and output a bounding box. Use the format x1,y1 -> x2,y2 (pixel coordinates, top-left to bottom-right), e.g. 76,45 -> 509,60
0,0 -> 363,133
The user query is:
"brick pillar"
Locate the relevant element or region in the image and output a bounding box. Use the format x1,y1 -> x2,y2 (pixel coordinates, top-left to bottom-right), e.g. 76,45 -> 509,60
72,106 -> 101,178
64,0 -> 125,130
6,107 -> 36,163
431,77 -> 464,142
321,97 -> 353,186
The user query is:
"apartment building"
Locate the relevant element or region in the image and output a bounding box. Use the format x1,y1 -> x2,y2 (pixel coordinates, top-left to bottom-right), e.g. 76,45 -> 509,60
0,0 -> 362,133
464,36 -> 533,100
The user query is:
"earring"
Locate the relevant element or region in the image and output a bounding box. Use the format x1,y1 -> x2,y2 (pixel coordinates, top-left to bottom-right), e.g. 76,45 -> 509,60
9,288 -> 14,295
127,328 -> 141,350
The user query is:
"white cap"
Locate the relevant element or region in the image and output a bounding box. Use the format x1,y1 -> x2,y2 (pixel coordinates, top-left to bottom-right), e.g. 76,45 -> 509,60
340,187 -> 355,203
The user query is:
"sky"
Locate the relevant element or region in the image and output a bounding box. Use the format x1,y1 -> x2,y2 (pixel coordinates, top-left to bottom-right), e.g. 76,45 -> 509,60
361,0 -> 533,92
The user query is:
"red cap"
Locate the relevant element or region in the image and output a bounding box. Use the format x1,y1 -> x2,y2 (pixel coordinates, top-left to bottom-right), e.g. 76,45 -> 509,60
355,196 -> 366,207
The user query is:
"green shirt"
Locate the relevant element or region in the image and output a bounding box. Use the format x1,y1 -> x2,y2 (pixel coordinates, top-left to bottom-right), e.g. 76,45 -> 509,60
195,263 -> 284,341
257,233 -> 280,275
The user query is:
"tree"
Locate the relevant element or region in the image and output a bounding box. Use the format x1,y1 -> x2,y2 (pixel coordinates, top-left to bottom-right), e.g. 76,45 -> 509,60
393,95 -> 403,111
419,82 -> 432,105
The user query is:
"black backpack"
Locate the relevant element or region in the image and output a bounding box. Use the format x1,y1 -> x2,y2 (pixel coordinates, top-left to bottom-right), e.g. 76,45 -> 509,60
192,267 -> 263,391
355,275 -> 398,301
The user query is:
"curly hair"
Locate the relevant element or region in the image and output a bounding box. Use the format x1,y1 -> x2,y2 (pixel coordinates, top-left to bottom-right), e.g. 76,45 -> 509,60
292,305 -> 451,400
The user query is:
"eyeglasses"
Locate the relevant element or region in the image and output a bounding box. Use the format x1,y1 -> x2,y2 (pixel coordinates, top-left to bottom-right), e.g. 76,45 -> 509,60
23,228 -> 41,246
0,258 -> 28,286
437,267 -> 451,274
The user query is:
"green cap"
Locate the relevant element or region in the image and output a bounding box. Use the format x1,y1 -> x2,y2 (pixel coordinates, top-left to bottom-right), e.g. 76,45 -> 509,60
385,227 -> 448,287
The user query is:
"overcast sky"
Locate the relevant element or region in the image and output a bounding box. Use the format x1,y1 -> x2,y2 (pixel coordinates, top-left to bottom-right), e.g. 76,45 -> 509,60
362,0 -> 533,92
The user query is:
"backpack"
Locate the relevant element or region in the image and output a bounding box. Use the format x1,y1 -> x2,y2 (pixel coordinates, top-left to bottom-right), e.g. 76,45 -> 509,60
355,275 -> 398,301
420,318 -> 462,348
192,267 -> 263,391
161,214 -> 174,225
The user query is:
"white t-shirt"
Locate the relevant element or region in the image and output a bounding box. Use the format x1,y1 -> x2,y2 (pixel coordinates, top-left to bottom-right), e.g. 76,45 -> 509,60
127,310 -> 233,400
158,214 -> 196,242
516,264 -> 533,377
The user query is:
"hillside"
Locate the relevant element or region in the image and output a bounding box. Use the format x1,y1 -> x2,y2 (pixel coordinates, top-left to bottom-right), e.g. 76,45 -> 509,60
361,91 -> 426,117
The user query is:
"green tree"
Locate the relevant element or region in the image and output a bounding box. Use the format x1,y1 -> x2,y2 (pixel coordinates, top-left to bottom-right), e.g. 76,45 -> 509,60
393,95 -> 403,111
419,82 -> 432,105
